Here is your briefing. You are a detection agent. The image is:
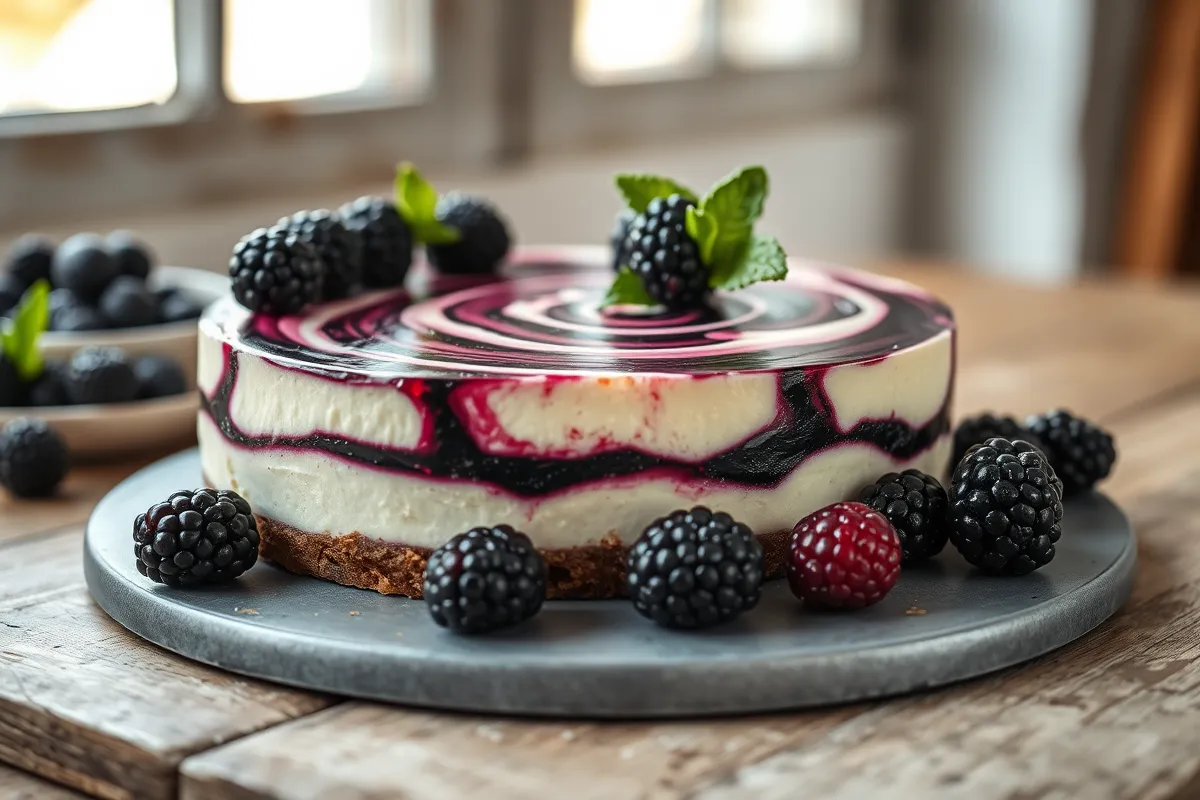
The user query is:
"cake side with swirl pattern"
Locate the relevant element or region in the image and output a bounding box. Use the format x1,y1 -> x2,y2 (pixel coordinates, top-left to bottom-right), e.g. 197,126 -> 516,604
196,246 -> 955,598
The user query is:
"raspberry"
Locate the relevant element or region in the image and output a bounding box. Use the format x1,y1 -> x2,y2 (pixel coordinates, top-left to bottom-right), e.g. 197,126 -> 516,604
423,525 -> 546,633
787,502 -> 902,609
626,506 -> 764,629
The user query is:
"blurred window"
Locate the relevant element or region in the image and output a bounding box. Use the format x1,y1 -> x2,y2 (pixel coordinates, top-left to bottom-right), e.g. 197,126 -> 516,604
573,0 -> 862,84
223,0 -> 432,106
0,0 -> 177,115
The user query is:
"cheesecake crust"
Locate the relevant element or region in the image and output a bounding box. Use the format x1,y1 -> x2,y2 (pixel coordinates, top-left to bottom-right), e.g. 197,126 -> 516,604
255,515 -> 792,599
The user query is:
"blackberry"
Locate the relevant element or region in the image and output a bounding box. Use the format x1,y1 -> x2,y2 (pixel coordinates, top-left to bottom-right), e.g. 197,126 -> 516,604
105,231 -> 153,281
952,413 -> 1050,471
280,209 -> 363,300
949,437 -> 1063,575
99,275 -> 159,328
159,292 -> 204,323
627,507 -> 763,629
623,194 -> 709,309
0,275 -> 24,315
135,488 -> 259,586
0,356 -> 21,407
133,355 -> 187,400
1025,410 -> 1116,496
66,347 -> 138,405
54,305 -> 107,332
28,363 -> 69,407
6,234 -> 53,289
858,469 -> 949,563
0,418 -> 68,498
339,196 -> 413,288
423,525 -> 546,633
229,226 -> 324,314
426,193 -> 512,275
609,208 -> 636,271
52,233 -> 118,302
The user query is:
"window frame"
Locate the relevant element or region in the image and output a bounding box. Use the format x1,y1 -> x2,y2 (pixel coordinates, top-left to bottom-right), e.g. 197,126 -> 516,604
526,0 -> 898,153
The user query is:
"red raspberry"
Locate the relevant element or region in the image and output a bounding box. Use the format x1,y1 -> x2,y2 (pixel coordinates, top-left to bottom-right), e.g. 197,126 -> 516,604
787,501 -> 902,609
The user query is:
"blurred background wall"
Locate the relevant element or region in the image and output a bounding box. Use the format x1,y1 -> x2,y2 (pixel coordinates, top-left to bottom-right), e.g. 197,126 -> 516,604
0,0 -> 1195,280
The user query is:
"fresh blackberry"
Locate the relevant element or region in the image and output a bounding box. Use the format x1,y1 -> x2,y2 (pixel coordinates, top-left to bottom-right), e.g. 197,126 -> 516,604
52,233 -> 118,302
426,193 -> 512,275
338,196 -> 413,288
623,194 -> 709,309
54,305 -> 107,332
1026,410 -> 1116,496
610,208 -> 637,271
28,363 -> 69,407
159,292 -> 204,323
99,275 -> 159,328
105,231 -> 153,281
952,413 -> 1050,471
133,355 -> 187,400
949,437 -> 1063,575
280,209 -> 363,300
229,226 -> 324,314
0,356 -> 20,407
135,488 -> 259,586
66,347 -> 138,405
0,275 -> 24,315
6,234 -> 53,289
858,469 -> 949,563
627,507 -> 763,629
423,525 -> 546,633
0,418 -> 68,498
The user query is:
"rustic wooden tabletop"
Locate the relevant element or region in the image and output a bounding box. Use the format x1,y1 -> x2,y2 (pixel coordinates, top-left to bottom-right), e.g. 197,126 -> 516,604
3,264 -> 1200,800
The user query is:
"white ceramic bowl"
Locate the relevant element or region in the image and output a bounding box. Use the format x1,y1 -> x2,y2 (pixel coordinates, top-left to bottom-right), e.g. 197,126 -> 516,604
0,394 -> 198,460
39,265 -> 228,377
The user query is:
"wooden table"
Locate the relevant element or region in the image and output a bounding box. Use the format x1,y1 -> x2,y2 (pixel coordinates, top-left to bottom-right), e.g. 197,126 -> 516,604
4,265 -> 1200,800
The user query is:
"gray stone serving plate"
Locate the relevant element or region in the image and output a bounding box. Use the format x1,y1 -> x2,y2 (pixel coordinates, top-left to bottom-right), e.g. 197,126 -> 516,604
84,449 -> 1136,718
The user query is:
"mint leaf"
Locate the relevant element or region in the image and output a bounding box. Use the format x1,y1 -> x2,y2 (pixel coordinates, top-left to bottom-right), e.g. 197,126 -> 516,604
1,279 -> 49,381
394,162 -> 460,245
602,267 -> 656,308
710,233 -> 788,292
685,206 -> 718,266
699,165 -> 768,277
615,174 -> 698,214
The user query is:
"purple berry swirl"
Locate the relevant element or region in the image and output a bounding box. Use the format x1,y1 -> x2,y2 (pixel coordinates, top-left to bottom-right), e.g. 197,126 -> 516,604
207,247 -> 953,380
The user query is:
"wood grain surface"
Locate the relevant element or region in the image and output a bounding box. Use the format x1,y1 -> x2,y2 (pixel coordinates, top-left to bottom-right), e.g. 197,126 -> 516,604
1,265 -> 1199,800
0,764 -> 87,800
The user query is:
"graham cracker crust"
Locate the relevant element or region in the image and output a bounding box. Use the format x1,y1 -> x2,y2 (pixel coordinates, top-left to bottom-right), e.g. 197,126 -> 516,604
256,516 -> 791,600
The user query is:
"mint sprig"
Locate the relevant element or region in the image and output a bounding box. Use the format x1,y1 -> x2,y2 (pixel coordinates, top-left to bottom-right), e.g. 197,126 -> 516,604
604,165 -> 788,308
394,162 -> 461,245
615,174 -> 698,214
602,267 -> 655,307
0,279 -> 49,381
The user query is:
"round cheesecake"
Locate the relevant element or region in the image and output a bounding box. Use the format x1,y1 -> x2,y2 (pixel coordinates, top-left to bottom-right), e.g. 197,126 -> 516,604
197,246 -> 955,598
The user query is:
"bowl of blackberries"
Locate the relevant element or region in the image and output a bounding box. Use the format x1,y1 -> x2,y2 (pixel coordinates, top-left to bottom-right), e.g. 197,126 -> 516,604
0,281 -> 198,459
1,231 -> 226,375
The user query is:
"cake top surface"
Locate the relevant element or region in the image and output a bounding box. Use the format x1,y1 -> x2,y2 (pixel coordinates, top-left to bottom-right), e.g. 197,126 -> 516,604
202,247 -> 954,379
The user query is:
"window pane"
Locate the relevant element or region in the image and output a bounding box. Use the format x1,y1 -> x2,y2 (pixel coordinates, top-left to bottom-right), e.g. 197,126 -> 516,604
721,0 -> 861,70
224,0 -> 431,104
0,0 -> 176,115
573,0 -> 712,85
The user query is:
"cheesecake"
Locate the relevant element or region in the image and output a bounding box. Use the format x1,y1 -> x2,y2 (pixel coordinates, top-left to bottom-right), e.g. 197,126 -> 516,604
197,246 -> 955,598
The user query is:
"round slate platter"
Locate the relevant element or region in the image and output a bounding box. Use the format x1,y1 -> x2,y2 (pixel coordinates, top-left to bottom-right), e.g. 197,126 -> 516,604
85,449 -> 1136,718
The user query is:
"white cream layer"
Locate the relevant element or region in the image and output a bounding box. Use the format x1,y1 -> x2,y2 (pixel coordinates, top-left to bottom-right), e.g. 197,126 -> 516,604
199,415 -> 951,549
450,374 -> 780,460
823,330 -> 953,432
